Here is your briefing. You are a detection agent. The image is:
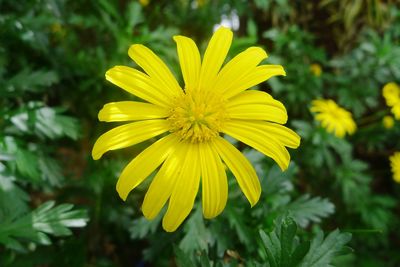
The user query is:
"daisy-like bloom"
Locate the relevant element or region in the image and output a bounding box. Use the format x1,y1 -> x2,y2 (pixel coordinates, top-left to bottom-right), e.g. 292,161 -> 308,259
382,115 -> 394,129
92,27 -> 300,232
309,63 -> 322,77
310,99 -> 356,138
389,152 -> 400,183
382,82 -> 400,119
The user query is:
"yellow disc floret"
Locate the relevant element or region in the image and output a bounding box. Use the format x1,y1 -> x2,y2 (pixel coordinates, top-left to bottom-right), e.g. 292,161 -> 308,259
168,90 -> 227,143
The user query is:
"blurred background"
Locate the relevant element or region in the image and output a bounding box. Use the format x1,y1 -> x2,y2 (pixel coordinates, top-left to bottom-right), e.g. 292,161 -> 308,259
1,0 -> 400,266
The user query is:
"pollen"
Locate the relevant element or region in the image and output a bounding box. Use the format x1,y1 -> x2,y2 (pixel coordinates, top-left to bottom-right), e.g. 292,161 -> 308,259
168,90 -> 227,143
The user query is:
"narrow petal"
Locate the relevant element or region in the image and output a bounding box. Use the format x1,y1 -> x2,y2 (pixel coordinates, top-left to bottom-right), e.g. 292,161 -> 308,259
212,137 -> 261,206
116,134 -> 179,200
224,120 -> 300,149
92,120 -> 169,160
106,66 -> 171,107
162,143 -> 201,232
128,44 -> 182,97
198,27 -> 233,91
98,101 -> 169,122
221,121 -> 291,170
223,65 -> 286,99
141,144 -> 184,220
213,47 -> 267,93
226,90 -> 273,105
199,142 -> 228,219
173,35 -> 201,91
226,93 -> 288,123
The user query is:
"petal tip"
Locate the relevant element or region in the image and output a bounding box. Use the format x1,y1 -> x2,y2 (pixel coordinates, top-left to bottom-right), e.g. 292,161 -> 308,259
162,220 -> 178,232
116,185 -> 128,201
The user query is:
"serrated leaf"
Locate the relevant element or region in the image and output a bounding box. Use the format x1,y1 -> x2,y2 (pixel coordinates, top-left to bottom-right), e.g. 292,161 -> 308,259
180,206 -> 213,253
8,105 -> 80,140
259,216 -> 352,267
38,155 -> 64,187
0,175 -> 29,222
280,217 -> 297,267
291,241 -> 310,266
15,149 -> 40,182
0,201 -> 89,249
285,195 -> 335,228
174,246 -> 196,267
298,229 -> 352,267
4,69 -> 58,95
129,214 -> 162,239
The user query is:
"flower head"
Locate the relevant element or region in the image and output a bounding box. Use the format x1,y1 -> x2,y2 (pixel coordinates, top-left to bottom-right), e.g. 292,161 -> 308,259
92,27 -> 300,232
382,82 -> 400,119
310,99 -> 356,138
382,115 -> 394,129
389,152 -> 400,183
310,63 -> 322,77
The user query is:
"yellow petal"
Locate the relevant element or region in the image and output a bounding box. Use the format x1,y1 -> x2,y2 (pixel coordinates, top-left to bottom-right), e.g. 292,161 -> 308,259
173,35 -> 201,91
128,44 -> 182,98
214,47 -> 267,93
162,143 -> 201,232
198,27 -> 233,91
141,143 -> 184,220
221,121 -> 291,170
92,120 -> 169,160
226,120 -> 300,149
226,92 -> 287,123
116,134 -> 179,200
106,66 -> 171,107
98,101 -> 169,122
199,142 -> 227,219
227,90 -> 273,105
212,137 -> 261,206
223,65 -> 286,99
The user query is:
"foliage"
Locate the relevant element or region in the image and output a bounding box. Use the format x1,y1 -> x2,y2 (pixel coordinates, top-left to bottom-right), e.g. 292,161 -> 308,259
1,0 -> 400,266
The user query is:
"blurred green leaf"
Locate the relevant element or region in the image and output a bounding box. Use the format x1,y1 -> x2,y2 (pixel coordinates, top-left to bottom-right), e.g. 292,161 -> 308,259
0,201 -> 88,250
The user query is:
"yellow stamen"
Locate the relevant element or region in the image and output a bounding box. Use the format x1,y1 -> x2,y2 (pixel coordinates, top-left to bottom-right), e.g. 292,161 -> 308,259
168,90 -> 227,143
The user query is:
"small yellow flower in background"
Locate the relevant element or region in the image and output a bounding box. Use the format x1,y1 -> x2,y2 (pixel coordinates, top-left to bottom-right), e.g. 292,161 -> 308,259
310,99 -> 356,138
92,27 -> 300,232
310,63 -> 322,77
50,23 -> 66,39
139,0 -> 149,6
382,82 -> 399,106
389,152 -> 400,183
382,82 -> 400,119
382,115 -> 394,129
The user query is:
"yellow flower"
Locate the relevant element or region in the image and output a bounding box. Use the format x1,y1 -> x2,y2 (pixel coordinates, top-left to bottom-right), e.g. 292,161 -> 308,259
382,115 -> 394,129
310,99 -> 356,138
92,27 -> 300,232
382,82 -> 400,107
389,152 -> 400,183
139,0 -> 149,6
310,63 -> 322,77
382,82 -> 400,119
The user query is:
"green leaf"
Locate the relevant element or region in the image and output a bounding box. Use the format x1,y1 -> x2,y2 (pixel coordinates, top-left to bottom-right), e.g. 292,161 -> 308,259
3,69 -> 58,96
0,175 -> 29,222
38,155 -> 64,187
285,195 -> 335,228
259,216 -> 352,267
180,206 -> 214,253
0,201 -> 89,250
129,214 -> 162,239
8,105 -> 80,140
298,230 -> 352,267
174,246 -> 196,267
280,217 -> 297,267
15,149 -> 40,181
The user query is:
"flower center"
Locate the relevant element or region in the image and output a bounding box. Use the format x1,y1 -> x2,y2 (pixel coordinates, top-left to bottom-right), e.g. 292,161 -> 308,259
167,90 -> 227,143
